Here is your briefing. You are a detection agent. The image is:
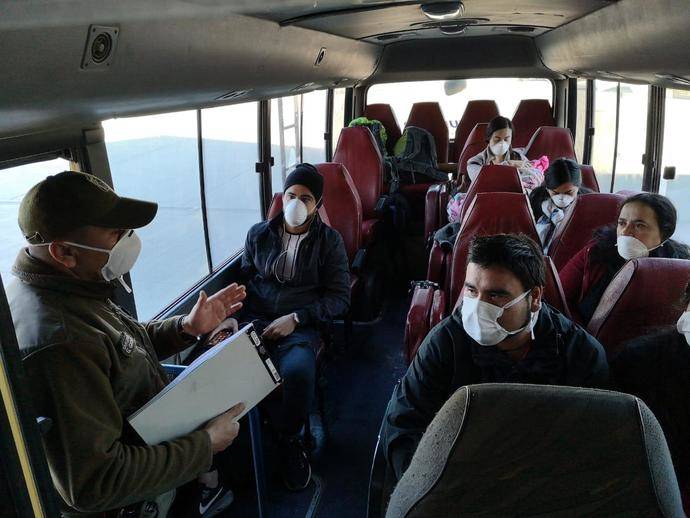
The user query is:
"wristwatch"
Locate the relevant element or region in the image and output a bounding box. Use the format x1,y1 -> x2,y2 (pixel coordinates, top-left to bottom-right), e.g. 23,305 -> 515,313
177,315 -> 198,344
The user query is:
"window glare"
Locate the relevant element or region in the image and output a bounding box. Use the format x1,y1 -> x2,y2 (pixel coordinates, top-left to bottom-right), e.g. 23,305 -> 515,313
0,158 -> 71,283
367,78 -> 553,133
661,88 -> 690,245
104,110 -> 208,320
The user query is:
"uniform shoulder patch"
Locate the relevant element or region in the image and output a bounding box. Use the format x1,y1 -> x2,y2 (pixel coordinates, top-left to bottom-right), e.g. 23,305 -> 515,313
120,332 -> 137,356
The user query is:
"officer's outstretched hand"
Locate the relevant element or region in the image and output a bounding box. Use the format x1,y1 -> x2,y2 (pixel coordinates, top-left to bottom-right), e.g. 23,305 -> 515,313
183,283 -> 247,336
204,402 -> 245,453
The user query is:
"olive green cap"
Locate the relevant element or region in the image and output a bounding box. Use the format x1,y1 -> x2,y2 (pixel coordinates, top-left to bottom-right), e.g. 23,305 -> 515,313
19,171 -> 158,244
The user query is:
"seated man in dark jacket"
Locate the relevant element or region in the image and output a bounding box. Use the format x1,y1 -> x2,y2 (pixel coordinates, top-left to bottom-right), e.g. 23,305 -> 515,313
382,233 -> 609,480
237,163 -> 350,490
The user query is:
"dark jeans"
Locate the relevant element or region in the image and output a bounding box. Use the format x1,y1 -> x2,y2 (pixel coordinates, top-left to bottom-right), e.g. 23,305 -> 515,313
243,317 -> 318,435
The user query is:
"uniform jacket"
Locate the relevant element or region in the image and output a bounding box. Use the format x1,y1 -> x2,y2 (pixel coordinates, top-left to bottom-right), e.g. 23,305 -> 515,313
7,250 -> 212,516
239,213 -> 350,326
381,303 -> 609,479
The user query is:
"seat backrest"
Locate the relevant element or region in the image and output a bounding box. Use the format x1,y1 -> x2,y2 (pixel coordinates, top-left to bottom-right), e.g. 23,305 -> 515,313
458,165 -> 524,222
580,164 -> 600,192
525,126 -> 577,163
588,258 -> 690,358
511,99 -> 556,148
406,102 -> 449,162
386,384 -> 684,518
449,192 -> 539,306
363,103 -> 402,156
333,126 -> 384,221
452,100 -> 499,162
457,123 -> 488,177
315,162 -> 362,264
548,193 -> 624,270
266,193 -> 331,226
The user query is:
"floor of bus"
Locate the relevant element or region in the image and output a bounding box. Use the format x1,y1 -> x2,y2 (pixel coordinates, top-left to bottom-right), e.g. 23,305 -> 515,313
222,296 -> 409,518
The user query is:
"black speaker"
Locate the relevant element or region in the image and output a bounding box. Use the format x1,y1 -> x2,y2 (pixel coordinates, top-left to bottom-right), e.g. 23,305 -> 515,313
81,25 -> 119,70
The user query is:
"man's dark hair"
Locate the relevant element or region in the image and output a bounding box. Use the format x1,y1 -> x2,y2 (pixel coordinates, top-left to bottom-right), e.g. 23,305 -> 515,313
467,234 -> 546,290
485,116 -> 514,143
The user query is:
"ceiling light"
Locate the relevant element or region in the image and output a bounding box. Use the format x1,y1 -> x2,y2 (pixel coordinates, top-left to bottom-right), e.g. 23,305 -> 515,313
439,22 -> 467,35
421,2 -> 465,21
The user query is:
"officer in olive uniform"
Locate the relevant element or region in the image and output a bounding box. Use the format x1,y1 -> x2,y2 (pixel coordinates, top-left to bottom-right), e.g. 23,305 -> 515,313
7,171 -> 246,516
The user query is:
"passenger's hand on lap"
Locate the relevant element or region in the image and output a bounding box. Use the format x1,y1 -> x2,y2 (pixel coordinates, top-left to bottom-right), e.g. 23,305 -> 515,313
183,283 -> 246,336
204,402 -> 245,453
262,314 -> 297,340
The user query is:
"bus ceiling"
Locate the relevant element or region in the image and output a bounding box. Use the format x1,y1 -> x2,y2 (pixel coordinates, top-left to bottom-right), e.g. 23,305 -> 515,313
0,0 -> 689,140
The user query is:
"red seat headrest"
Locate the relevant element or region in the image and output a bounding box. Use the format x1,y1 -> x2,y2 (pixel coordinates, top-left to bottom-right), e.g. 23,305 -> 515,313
580,164 -> 600,192
525,127 -> 576,164
406,102 -> 449,162
333,126 -> 384,221
363,103 -> 402,156
315,162 -> 362,264
512,100 -> 555,148
449,192 -> 539,305
588,258 -> 690,358
453,100 -> 500,162
457,123 -> 488,177
548,193 -> 624,271
459,165 -> 524,222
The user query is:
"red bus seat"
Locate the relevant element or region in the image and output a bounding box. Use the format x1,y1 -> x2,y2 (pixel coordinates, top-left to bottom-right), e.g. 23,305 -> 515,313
457,123 -> 488,178
525,127 -> 577,163
452,100 -> 499,162
587,258 -> 690,358
580,164 -> 600,192
363,103 -> 402,156
333,126 -> 384,246
512,99 -> 556,148
548,193 -> 624,270
406,102 -> 449,163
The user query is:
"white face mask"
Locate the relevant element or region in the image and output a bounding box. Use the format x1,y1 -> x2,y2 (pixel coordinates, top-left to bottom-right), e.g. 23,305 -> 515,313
489,140 -> 510,157
550,193 -> 575,209
677,312 -> 690,346
616,235 -> 663,261
55,230 -> 141,292
284,198 -> 309,227
461,290 -> 539,346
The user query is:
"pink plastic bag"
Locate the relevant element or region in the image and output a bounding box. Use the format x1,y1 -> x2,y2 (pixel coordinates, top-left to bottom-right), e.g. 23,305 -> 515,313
530,155 -> 550,173
447,193 -> 466,223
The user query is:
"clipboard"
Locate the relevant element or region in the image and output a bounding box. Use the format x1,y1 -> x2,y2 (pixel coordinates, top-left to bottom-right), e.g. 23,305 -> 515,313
129,324 -> 281,445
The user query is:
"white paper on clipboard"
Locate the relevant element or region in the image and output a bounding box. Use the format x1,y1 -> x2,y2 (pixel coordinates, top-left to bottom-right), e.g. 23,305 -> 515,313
128,324 -> 281,445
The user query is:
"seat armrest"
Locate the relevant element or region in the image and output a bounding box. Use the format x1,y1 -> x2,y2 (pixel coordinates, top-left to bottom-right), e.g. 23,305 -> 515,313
352,248 -> 367,275
161,363 -> 186,381
404,281 -> 439,363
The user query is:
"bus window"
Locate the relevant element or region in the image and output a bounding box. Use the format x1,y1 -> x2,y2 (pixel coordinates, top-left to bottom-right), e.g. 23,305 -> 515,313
332,87 -> 347,148
200,102 -> 261,268
660,88 -> 690,242
591,80 -> 648,192
366,78 -> 553,134
103,111 -> 208,320
271,95 -> 301,193
613,84 -> 648,192
302,90 -> 328,165
590,80 -> 617,191
574,79 -> 588,160
0,158 -> 72,282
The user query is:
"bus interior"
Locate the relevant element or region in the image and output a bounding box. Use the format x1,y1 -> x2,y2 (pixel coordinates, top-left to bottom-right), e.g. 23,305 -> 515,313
1,0 -> 690,516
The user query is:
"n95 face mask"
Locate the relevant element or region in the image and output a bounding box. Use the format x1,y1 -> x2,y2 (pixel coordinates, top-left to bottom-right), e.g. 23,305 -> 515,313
489,141 -> 510,157
57,230 -> 142,290
284,199 -> 309,227
551,193 -> 575,209
616,235 -> 663,261
677,311 -> 690,346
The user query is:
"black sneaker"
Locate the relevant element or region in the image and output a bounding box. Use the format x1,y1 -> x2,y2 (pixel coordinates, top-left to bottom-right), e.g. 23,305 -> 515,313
281,435 -> 312,491
198,484 -> 234,517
